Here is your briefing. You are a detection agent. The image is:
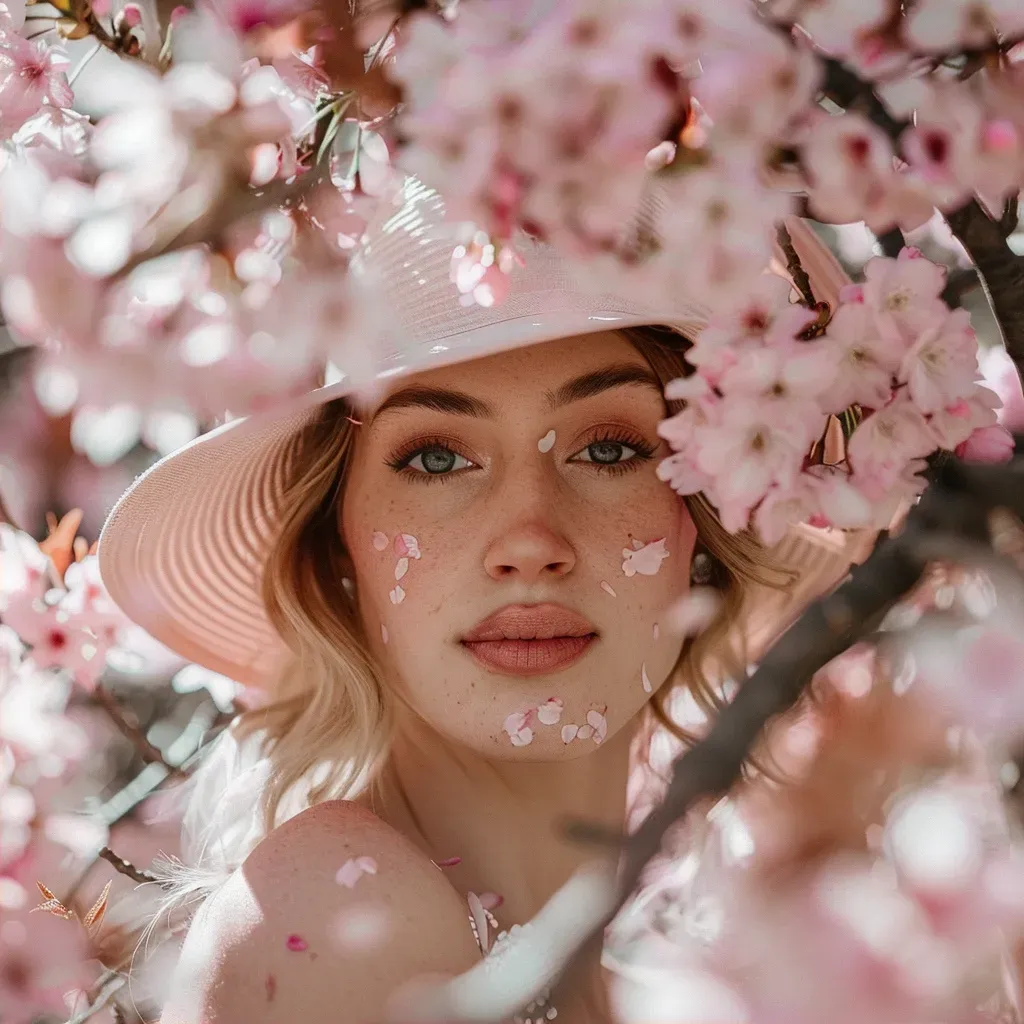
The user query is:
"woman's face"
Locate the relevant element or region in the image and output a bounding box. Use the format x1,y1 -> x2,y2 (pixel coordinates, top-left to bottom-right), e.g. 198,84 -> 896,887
341,330 -> 696,757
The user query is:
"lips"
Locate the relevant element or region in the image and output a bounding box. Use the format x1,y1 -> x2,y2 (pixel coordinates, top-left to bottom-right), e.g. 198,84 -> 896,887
460,603 -> 598,677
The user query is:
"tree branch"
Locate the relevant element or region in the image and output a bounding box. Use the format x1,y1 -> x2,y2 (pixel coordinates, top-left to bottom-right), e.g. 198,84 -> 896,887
945,198 -> 1024,379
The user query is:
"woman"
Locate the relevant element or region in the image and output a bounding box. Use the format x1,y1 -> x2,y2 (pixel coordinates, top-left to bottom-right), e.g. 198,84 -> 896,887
98,177 -> 863,1023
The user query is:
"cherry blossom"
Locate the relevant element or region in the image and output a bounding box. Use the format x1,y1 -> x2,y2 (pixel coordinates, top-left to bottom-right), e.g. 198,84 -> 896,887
802,113 -> 933,234
897,307 -> 980,414
621,538 -> 669,578
763,0 -> 891,57
0,37 -> 73,139
847,391 -> 937,500
859,249 -> 950,353
956,423 -> 1015,463
816,301 -> 896,413
905,0 -> 1024,53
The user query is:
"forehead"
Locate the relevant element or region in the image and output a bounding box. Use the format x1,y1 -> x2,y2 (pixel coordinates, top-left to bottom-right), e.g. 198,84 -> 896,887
374,329 -> 646,406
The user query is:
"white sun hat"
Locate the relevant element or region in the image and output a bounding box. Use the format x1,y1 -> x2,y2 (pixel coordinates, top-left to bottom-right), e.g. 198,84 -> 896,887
97,175 -> 867,687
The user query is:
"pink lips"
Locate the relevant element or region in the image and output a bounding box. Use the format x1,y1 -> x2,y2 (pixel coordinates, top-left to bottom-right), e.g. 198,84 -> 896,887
460,603 -> 598,677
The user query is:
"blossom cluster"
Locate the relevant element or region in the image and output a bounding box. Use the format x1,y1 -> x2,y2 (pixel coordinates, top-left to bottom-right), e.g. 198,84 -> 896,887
656,247 -> 1012,543
392,0 -> 1024,314
0,6 -> 395,432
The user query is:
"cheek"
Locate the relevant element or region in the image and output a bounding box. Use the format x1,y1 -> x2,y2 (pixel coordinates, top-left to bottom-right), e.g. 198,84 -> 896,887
588,490 -> 696,590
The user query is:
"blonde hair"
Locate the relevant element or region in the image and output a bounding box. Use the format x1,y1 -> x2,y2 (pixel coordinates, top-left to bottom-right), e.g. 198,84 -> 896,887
139,325 -> 791,949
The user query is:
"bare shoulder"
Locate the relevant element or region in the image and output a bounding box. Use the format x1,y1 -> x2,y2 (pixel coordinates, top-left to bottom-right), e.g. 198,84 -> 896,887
159,800 -> 481,1024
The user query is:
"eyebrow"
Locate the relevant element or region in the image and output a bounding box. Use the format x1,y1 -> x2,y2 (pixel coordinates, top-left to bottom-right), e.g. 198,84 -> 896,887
370,363 -> 663,424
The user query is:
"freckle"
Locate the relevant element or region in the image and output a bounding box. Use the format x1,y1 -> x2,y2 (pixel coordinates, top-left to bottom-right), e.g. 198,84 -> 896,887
381,623 -> 389,644
600,580 -> 617,598
372,531 -> 389,551
265,974 -> 277,1001
538,429 -> 556,453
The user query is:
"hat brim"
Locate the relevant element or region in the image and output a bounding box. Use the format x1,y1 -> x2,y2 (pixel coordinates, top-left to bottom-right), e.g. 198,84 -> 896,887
99,308 -> 719,686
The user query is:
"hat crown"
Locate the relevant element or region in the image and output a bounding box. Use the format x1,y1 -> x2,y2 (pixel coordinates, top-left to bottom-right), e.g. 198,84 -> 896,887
351,176 -> 711,370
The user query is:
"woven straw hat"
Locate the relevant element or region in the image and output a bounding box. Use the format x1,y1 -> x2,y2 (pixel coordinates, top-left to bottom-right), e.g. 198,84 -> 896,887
97,175 -> 872,687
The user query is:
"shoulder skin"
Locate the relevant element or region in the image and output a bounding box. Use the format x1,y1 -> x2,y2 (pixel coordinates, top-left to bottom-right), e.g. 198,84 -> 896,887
159,799 -> 482,1024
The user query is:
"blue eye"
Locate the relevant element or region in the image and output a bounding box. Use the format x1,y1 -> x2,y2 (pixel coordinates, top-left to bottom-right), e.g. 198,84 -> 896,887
405,447 -> 475,476
572,440 -> 640,465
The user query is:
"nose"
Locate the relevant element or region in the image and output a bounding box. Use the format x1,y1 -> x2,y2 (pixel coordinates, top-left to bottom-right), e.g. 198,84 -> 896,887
484,521 -> 576,582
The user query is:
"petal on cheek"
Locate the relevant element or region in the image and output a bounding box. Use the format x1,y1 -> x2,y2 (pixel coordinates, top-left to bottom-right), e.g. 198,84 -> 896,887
622,538 -> 670,577
395,533 -> 422,559
536,697 -> 564,725
600,580 -> 617,598
389,585 -> 406,605
372,531 -> 389,551
381,623 -> 389,644
538,429 -> 556,453
561,724 -> 579,743
641,662 -> 653,693
394,557 -> 409,581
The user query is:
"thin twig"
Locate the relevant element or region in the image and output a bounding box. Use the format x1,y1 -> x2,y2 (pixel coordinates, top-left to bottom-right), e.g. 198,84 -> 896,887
98,846 -> 161,886
776,223 -> 816,306
91,684 -> 187,781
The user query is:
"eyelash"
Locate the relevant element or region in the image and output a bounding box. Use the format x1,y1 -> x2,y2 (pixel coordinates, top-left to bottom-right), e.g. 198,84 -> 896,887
386,430 -> 657,484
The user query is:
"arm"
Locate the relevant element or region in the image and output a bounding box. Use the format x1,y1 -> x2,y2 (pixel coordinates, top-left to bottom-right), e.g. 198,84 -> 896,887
159,800 -> 482,1024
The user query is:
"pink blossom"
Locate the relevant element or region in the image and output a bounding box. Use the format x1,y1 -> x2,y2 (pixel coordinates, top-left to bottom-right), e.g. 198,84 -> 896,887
906,0 -> 1024,52
847,392 -> 936,499
0,38 -> 74,139
861,250 -> 950,353
898,307 -> 980,414
928,386 -> 1001,450
956,424 -> 1014,463
754,468 -> 874,545
655,168 -> 794,313
695,395 -> 816,516
718,342 -> 837,418
692,35 -> 821,153
655,448 -> 715,500
763,0 -> 889,56
818,301 -> 897,413
659,374 -> 719,451
0,661 -> 91,765
692,274 -> 815,373
803,113 -> 934,233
